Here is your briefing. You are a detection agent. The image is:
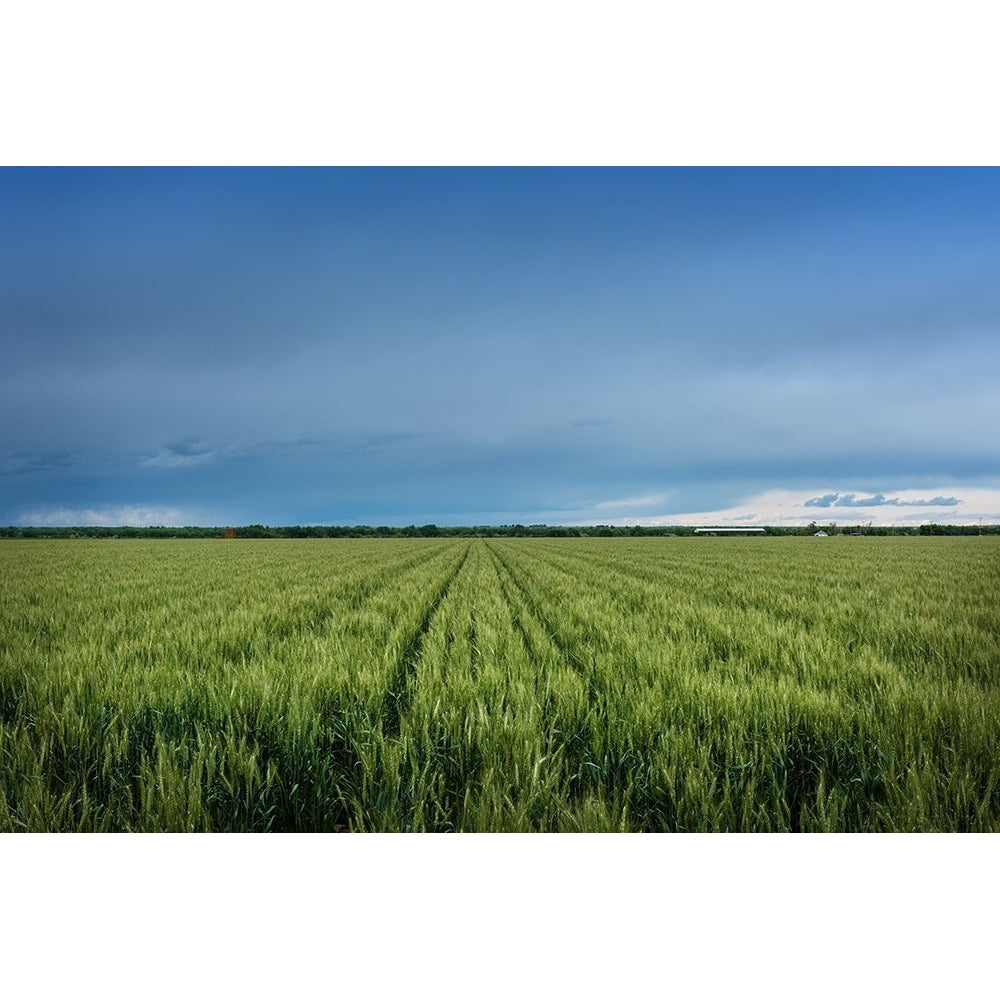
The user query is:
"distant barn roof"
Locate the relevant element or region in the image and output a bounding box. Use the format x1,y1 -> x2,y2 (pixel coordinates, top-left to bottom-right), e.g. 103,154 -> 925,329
693,527 -> 766,535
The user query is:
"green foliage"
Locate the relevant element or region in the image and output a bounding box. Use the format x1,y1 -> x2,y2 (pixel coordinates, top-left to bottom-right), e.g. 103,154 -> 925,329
1,537 -> 998,831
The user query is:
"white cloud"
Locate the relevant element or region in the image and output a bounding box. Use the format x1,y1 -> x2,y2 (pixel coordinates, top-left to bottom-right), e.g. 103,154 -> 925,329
18,505 -> 192,527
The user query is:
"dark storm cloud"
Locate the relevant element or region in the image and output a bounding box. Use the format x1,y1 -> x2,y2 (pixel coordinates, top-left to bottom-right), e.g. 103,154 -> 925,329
0,449 -> 76,476
805,492 -> 962,508
137,441 -> 219,469
3,167 -> 1000,525
805,493 -> 841,508
165,439 -> 212,457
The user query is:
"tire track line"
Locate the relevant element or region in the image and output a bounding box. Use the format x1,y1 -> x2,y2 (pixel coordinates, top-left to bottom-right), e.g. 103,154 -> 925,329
381,543 -> 472,737
484,543 -> 543,665
486,542 -> 600,705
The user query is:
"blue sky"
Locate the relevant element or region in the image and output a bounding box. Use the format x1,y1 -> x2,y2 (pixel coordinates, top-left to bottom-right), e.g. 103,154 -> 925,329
2,167 -> 999,526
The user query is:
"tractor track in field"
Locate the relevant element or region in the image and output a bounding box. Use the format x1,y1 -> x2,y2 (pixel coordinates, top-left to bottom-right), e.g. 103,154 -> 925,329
485,542 -> 601,705
515,542 -> 694,602
467,610 -> 479,681
483,544 -> 543,664
522,542 -> 829,633
251,542 -> 454,649
381,542 -> 472,737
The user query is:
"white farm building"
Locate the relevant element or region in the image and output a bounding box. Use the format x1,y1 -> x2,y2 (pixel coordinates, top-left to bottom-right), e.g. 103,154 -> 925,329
693,527 -> 766,536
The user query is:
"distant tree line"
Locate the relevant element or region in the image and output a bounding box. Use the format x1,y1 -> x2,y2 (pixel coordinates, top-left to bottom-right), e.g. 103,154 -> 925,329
2,522 -> 997,539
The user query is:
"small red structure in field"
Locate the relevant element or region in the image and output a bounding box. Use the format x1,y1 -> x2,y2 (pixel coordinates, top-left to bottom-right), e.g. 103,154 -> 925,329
223,527 -> 236,539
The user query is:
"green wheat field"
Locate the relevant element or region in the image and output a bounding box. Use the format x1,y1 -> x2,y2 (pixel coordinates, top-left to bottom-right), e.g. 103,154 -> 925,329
1,537 -> 997,832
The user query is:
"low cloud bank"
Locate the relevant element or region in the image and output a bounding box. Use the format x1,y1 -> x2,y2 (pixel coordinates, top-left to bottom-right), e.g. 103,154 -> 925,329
573,487 -> 1000,528
18,505 -> 191,527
